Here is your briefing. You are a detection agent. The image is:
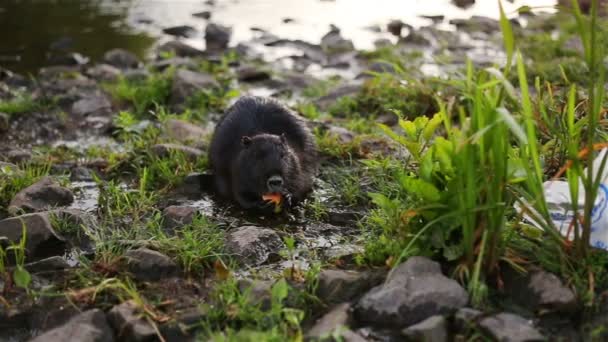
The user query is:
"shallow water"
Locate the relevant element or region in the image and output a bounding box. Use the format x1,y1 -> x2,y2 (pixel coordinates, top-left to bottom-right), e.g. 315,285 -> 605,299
0,0 -> 556,74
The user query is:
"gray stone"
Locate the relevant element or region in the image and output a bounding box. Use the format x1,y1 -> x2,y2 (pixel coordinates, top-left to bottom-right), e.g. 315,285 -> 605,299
504,268 -> 578,315
124,248 -> 179,281
205,23 -> 232,51
236,65 -> 271,82
163,119 -> 210,143
70,166 -> 94,182
478,313 -> 544,342
151,57 -> 198,71
163,205 -> 196,230
107,300 -> 156,341
315,83 -> 362,110
162,25 -> 196,38
158,40 -> 205,58
9,177 -> 74,215
151,143 -> 204,160
321,28 -> 355,53
355,256 -> 468,328
0,112 -> 8,132
237,278 -> 274,310
86,64 -> 122,81
0,213 -> 65,257
25,256 -> 69,273
103,49 -> 141,69
225,226 -> 284,266
307,303 -> 353,340
192,11 -> 212,19
28,309 -> 113,342
454,307 -> 482,330
70,95 -> 112,117
6,148 -> 32,163
328,126 -> 355,144
452,0 -> 475,9
123,69 -> 150,82
170,69 -> 219,106
387,20 -> 407,36
317,269 -> 383,305
449,16 -> 499,34
402,315 -> 447,342
376,112 -> 399,126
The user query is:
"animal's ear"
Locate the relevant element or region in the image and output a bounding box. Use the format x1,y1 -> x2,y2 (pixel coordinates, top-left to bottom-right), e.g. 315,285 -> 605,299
280,133 -> 287,144
241,136 -> 252,147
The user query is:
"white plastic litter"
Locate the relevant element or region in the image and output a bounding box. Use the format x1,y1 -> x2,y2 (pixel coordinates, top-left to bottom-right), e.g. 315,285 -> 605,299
519,148 -> 608,250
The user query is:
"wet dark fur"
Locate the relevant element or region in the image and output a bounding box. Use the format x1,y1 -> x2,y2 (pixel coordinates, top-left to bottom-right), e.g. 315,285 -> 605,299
208,96 -> 317,211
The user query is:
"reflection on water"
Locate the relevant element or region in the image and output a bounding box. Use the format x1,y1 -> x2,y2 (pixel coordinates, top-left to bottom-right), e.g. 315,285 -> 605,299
0,0 -> 557,74
0,0 -> 155,74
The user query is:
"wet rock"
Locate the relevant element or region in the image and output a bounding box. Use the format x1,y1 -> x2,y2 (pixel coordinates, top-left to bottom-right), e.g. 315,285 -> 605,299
124,248 -> 179,281
450,16 -> 499,34
307,303 -> 353,340
107,300 -> 156,341
205,23 -> 232,51
70,94 -> 112,117
315,83 -> 362,110
237,278 -> 274,310
0,112 -> 8,132
399,31 -> 431,46
163,25 -> 196,38
387,20 -> 407,36
158,40 -> 205,58
86,64 -> 122,82
504,268 -> 578,315
70,166 -> 94,182
225,226 -> 284,266
6,148 -> 32,163
454,307 -> 482,330
163,119 -> 210,143
354,256 -> 468,328
478,313 -> 544,342
29,309 -> 113,342
452,0 -> 475,9
317,269 -> 384,305
151,143 -> 204,160
402,315 -> 447,342
47,52 -> 89,67
0,213 -> 65,258
321,27 -> 355,54
163,205 -> 196,230
170,69 -> 219,107
9,177 -> 74,215
326,210 -> 363,226
328,126 -> 355,144
24,256 -> 69,273
151,57 -> 198,71
123,69 -> 151,82
376,112 -> 399,126
236,65 -> 271,82
103,49 -> 141,69
192,11 -> 212,19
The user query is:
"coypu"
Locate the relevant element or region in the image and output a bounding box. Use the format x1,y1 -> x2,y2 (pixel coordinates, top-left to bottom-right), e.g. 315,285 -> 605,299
208,96 -> 317,212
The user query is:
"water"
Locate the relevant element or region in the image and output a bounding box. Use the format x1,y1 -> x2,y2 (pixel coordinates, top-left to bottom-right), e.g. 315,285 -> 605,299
0,0 -> 556,74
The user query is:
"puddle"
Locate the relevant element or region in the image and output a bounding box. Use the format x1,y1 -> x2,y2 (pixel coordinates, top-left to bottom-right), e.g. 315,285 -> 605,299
68,181 -> 99,213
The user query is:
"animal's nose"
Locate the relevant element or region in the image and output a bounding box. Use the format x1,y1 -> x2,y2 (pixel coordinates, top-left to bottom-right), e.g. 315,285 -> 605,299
267,175 -> 284,190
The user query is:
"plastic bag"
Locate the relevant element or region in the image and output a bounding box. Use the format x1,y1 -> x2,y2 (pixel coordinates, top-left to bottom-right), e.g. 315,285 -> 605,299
518,148 -> 608,250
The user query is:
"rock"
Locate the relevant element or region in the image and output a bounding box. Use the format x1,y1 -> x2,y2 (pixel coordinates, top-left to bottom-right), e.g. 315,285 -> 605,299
159,306 -> 208,340
387,20 -> 407,36
158,40 -> 205,58
192,11 -> 212,19
86,64 -> 122,82
321,27 -> 355,53
123,69 -> 150,82
205,23 -> 232,51
314,83 -> 362,110
449,16 -> 499,34
236,65 -> 271,82
504,268 -> 578,315
47,52 -> 89,67
478,313 -> 544,342
354,256 -> 468,328
402,315 -> 447,342
107,300 -> 156,341
307,303 -> 353,340
452,0 -> 475,8
163,119 -> 210,142
420,15 -> 445,23
376,112 -> 399,126
170,69 -> 219,107
152,57 -> 198,71
6,148 -> 32,163
163,205 -> 196,230
103,49 -> 141,69
317,269 -> 384,305
151,143 -> 204,160
454,307 -> 482,330
24,256 -> 69,273
0,112 -> 9,132
373,38 -> 393,48
123,248 -> 178,281
162,25 -> 197,38
225,226 -> 284,266
9,177 -> 74,215
0,212 -> 65,259
28,309 -> 113,342
70,166 -> 94,182
237,278 -> 274,310
400,31 -> 431,46
70,94 -> 112,117
328,126 -> 355,144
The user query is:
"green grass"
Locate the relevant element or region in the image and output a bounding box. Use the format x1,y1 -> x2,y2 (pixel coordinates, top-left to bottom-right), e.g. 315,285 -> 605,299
106,70 -> 174,115
0,95 -> 42,116
0,163 -> 51,217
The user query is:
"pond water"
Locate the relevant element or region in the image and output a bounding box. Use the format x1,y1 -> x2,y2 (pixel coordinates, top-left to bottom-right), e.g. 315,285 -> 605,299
0,0 -> 556,74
